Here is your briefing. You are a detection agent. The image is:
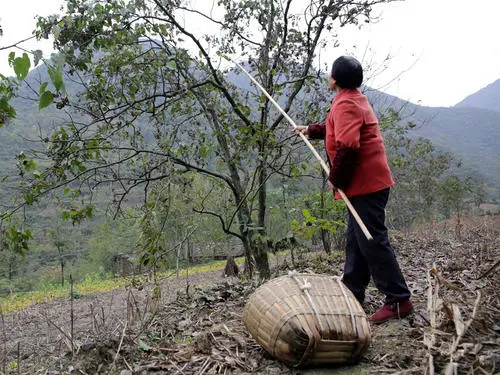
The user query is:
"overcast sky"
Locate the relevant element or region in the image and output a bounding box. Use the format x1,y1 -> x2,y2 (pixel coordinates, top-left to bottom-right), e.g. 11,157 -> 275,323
1,0 -> 499,107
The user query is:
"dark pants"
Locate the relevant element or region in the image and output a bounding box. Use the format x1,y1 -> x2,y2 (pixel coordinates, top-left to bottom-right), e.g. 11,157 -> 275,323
342,188 -> 411,304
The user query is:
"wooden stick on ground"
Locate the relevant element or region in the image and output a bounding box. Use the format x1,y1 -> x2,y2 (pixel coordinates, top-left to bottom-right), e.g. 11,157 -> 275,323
228,57 -> 373,240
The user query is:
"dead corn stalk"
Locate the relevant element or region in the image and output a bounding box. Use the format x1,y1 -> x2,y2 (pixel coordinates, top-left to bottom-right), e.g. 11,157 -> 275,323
425,263 -> 440,375
426,265 -> 482,375
444,291 -> 481,375
0,306 -> 6,375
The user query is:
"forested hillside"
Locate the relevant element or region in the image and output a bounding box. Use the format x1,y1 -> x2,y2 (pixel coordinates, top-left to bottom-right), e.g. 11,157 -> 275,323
365,88 -> 500,193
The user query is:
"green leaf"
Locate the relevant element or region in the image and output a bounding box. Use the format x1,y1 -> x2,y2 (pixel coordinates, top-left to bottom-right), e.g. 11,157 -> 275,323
39,91 -> 54,110
48,54 -> 66,92
48,67 -> 64,92
33,50 -> 43,67
24,193 -> 34,205
302,208 -> 315,223
167,60 -> 176,69
23,159 -> 36,172
85,206 -> 93,219
39,82 -> 48,94
13,53 -> 31,81
0,97 -> 16,125
137,339 -> 151,352
8,52 -> 15,66
63,187 -> 71,196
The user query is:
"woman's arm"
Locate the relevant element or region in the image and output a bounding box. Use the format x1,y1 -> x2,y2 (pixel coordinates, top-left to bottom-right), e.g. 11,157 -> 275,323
330,99 -> 362,189
293,123 -> 326,139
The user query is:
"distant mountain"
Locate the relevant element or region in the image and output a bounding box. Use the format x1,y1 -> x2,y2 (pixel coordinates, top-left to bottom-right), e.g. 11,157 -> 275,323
365,88 -> 500,195
455,79 -> 500,112
409,105 -> 499,189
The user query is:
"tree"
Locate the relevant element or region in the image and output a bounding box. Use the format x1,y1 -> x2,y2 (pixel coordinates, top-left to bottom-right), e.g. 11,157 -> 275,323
376,109 -> 486,229
137,177 -> 199,278
11,0 -> 397,279
436,174 -> 484,236
380,110 -> 451,228
0,221 -> 32,293
85,216 -> 141,278
49,223 -> 71,286
291,176 -> 347,253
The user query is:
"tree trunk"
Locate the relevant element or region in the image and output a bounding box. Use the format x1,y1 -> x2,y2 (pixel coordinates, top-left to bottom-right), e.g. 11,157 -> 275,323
254,160 -> 271,279
60,260 -> 65,286
320,229 -> 331,254
236,204 -> 254,277
253,241 -> 271,279
8,257 -> 13,280
250,0 -> 274,281
222,256 -> 239,277
187,237 -> 193,263
176,243 -> 181,278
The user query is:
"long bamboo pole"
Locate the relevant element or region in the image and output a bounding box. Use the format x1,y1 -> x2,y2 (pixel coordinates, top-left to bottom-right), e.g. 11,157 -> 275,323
228,58 -> 373,241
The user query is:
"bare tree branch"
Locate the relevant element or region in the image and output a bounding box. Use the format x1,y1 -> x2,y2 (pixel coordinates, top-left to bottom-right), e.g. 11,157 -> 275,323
0,35 -> 35,51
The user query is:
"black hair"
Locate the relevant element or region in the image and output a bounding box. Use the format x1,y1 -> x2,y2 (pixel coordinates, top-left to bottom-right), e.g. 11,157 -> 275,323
331,56 -> 363,89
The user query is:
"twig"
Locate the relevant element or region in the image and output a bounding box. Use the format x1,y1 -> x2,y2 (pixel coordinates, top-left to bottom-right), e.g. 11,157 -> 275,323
476,367 -> 491,375
197,357 -> 211,375
425,264 -> 440,375
70,274 -> 75,356
45,317 -> 73,352
16,342 -> 20,375
170,359 -> 188,374
0,35 -> 36,51
123,357 -> 133,371
447,291 -> 481,369
0,306 -> 6,375
127,288 -> 141,325
111,321 -> 128,371
477,259 -> 499,279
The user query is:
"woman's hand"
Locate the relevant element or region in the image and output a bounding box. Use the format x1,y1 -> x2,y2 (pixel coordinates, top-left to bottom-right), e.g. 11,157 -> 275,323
293,125 -> 308,136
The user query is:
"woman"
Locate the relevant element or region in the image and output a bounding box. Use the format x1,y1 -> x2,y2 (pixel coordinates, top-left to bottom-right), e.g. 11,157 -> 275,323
294,56 -> 413,324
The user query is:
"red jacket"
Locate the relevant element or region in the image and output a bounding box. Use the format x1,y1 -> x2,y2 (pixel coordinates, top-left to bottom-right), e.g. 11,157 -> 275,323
308,88 -> 394,198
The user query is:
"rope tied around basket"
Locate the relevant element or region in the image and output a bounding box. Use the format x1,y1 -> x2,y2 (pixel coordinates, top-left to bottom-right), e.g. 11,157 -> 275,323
334,276 -> 359,339
299,279 -> 311,291
288,271 -> 325,334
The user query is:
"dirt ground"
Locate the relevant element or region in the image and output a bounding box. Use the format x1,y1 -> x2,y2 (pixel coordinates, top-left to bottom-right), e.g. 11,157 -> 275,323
0,216 -> 498,374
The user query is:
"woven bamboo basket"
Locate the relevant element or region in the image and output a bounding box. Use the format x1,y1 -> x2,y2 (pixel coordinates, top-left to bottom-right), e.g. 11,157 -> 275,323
243,273 -> 371,367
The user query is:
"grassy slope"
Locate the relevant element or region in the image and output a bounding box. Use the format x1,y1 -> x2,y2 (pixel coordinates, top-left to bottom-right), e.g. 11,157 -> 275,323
0,257 -> 246,313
